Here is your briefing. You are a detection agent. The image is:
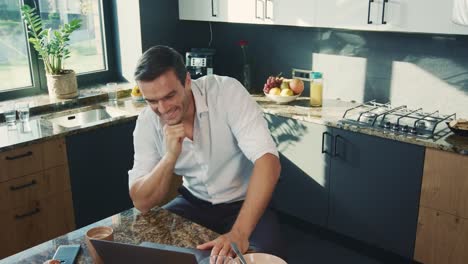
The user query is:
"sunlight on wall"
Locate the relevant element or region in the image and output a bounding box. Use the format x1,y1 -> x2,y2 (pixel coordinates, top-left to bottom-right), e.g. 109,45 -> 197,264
114,0 -> 142,81
313,53 -> 368,102
390,61 -> 468,117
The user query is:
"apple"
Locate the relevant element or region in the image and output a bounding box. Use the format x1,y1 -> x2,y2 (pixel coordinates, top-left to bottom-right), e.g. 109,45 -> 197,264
289,78 -> 304,95
269,87 -> 281,95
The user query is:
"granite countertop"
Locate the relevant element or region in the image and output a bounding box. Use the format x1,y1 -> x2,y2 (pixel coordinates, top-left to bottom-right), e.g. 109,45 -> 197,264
0,90 -> 467,155
0,208 -> 219,264
254,95 -> 468,155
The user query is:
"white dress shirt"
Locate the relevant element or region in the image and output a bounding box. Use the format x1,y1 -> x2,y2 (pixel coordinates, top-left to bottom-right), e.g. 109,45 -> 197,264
128,75 -> 278,204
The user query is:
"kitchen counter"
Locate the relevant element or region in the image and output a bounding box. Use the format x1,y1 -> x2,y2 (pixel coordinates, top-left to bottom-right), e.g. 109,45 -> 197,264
1,92 -> 467,155
0,207 -> 218,264
255,95 -> 468,155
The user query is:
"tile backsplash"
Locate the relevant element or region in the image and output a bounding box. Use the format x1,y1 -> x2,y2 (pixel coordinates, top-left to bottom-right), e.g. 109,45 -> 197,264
176,22 -> 468,117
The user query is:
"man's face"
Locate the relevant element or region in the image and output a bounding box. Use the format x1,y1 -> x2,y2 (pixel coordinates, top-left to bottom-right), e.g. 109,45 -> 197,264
138,70 -> 191,125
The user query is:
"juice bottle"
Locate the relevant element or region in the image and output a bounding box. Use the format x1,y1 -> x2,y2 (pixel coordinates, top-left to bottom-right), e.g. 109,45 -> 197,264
310,72 -> 323,107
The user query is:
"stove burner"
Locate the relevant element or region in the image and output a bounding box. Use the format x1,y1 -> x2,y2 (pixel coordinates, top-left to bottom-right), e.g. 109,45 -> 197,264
340,100 -> 456,139
401,125 -> 409,133
415,121 -> 427,129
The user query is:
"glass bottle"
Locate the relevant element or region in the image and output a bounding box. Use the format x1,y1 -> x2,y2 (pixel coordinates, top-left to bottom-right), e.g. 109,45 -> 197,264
242,63 -> 251,91
310,72 -> 323,107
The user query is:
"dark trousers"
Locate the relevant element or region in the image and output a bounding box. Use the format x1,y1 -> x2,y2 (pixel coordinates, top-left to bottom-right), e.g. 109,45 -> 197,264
162,187 -> 285,258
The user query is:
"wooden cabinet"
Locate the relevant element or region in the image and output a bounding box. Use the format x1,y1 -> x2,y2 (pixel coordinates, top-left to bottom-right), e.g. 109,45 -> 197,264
0,143 -> 43,182
419,148 -> 468,218
266,114 -> 331,227
0,138 -> 75,259
415,207 -> 468,264
328,128 -> 425,258
414,148 -> 468,263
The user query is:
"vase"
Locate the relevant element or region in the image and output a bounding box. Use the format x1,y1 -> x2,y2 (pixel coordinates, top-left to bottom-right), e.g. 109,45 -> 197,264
46,69 -> 79,99
242,64 -> 251,91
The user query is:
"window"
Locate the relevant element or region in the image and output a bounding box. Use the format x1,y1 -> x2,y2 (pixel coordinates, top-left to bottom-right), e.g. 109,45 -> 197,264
0,0 -> 33,91
0,0 -> 111,95
38,0 -> 107,74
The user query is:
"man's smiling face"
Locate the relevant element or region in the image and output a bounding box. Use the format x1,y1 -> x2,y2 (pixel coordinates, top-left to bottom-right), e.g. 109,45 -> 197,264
138,70 -> 191,125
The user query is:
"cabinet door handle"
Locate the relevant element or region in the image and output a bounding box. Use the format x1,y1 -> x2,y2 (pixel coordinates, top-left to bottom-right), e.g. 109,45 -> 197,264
321,132 -> 331,155
5,151 -> 33,160
15,208 -> 40,220
381,0 -> 388,24
367,0 -> 374,24
10,180 -> 37,191
256,0 -> 265,20
333,135 -> 343,157
265,0 -> 274,20
211,0 -> 217,17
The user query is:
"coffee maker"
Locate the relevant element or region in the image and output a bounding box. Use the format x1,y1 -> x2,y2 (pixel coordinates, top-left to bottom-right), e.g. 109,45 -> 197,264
185,48 -> 215,79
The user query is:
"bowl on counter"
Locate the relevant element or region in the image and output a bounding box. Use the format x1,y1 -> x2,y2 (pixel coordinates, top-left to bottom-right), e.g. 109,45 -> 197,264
235,253 -> 287,264
131,94 -> 145,102
264,92 -> 301,104
447,119 -> 468,137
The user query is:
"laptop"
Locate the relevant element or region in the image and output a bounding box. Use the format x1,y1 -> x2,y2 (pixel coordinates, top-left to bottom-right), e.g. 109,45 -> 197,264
90,239 -> 211,264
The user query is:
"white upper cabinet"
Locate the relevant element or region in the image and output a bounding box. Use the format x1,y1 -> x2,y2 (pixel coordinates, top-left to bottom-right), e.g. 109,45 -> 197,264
179,0 -> 468,35
315,0 -> 381,31
380,0 -> 468,35
315,0 -> 468,35
179,0 -> 225,22
270,0 -> 316,27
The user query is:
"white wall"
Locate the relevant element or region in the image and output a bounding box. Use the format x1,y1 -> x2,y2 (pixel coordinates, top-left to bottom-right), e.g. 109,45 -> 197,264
113,0 -> 142,82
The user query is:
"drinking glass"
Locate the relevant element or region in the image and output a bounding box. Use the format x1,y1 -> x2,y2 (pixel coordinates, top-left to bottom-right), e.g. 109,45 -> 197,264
16,102 -> 30,122
106,82 -> 118,102
3,103 -> 17,130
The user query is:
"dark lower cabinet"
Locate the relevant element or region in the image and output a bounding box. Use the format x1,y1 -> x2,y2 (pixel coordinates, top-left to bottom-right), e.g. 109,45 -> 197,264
66,120 -> 136,228
328,128 -> 425,258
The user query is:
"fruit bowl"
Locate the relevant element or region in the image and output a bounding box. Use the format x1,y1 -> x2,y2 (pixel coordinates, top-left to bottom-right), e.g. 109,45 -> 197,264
264,92 -> 301,104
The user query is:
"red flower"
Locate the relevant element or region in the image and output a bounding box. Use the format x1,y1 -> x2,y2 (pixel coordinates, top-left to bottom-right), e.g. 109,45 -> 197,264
238,40 -> 248,46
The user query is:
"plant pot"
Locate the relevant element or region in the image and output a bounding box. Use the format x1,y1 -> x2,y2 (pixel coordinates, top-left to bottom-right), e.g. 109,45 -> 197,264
46,70 -> 78,99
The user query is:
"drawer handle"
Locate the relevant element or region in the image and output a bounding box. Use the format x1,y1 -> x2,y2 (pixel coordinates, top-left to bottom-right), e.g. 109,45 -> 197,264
10,180 -> 37,191
5,151 -> 33,160
15,208 -> 40,220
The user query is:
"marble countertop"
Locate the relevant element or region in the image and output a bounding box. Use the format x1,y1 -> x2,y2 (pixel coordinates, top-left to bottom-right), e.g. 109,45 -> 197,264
0,208 -> 219,264
0,90 -> 467,155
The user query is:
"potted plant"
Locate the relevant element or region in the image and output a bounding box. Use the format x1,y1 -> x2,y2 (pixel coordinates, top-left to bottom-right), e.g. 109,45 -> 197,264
20,4 -> 81,99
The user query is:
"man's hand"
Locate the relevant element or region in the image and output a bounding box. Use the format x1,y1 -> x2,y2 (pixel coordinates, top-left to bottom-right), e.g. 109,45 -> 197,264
163,124 -> 185,160
197,229 -> 249,258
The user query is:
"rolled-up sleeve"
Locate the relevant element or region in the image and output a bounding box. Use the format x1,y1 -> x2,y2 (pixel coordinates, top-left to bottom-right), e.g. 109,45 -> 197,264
223,78 -> 278,163
128,108 -> 161,188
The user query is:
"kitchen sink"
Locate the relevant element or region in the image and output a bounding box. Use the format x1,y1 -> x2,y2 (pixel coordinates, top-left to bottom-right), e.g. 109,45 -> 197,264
42,105 -> 128,129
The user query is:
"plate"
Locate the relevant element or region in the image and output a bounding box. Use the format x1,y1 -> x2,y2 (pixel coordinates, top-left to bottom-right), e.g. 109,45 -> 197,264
235,253 -> 287,264
264,92 -> 301,104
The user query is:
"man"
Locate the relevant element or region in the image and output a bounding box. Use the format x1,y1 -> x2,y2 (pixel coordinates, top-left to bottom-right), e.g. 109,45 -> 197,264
128,46 -> 282,258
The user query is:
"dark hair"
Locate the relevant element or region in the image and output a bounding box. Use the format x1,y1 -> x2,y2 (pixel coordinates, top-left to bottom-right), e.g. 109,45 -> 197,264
134,46 -> 187,85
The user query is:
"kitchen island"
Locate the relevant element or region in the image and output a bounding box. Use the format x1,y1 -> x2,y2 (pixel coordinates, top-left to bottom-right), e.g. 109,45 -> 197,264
0,207 -> 218,264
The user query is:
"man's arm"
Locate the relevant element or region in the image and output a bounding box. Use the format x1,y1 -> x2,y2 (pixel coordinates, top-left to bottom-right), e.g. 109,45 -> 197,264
197,152 -> 281,256
130,124 -> 184,214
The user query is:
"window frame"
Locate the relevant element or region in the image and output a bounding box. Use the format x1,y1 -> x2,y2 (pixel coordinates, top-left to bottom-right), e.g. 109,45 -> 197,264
0,0 -> 118,101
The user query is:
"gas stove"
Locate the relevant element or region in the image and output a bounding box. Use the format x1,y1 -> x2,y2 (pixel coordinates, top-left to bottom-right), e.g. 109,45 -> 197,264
339,101 -> 456,140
